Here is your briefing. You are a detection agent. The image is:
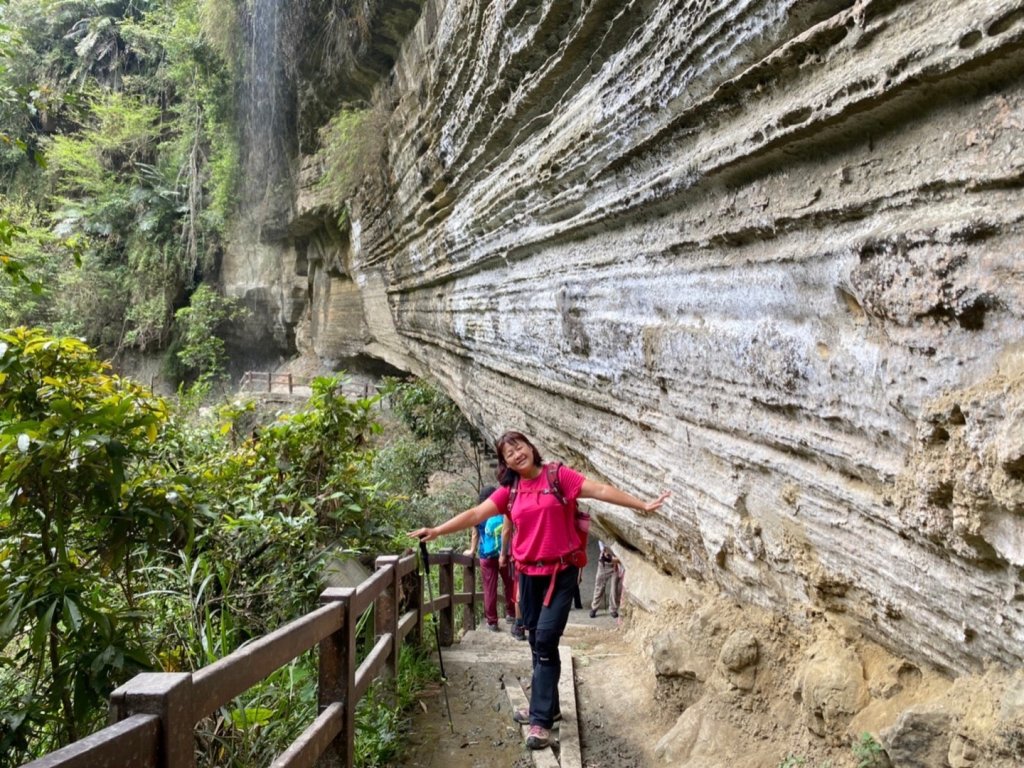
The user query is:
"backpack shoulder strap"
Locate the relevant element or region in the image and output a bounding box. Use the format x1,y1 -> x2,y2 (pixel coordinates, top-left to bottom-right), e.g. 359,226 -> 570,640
545,462 -> 567,505
506,475 -> 520,512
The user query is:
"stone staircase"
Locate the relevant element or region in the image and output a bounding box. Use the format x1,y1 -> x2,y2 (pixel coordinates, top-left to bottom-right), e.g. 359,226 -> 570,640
440,629 -> 583,768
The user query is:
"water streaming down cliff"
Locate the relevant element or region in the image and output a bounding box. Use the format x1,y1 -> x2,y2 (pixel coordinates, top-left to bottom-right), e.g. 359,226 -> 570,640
237,0 -> 296,241
221,0 -> 426,371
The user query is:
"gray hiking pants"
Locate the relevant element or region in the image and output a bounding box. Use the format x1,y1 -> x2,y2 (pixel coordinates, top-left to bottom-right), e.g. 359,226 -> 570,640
590,560 -> 619,613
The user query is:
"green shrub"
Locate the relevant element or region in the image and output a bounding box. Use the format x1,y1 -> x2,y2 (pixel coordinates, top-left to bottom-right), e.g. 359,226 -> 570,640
852,732 -> 887,767
1,334 -> 471,764
173,284 -> 249,385
314,107 -> 384,210
0,328 -> 184,757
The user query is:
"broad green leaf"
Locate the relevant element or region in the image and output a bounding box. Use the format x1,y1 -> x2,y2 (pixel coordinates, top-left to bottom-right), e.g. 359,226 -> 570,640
229,706 -> 275,729
0,594 -> 25,639
64,597 -> 83,632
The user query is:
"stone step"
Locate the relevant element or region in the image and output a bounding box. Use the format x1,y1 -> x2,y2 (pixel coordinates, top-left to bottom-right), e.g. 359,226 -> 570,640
555,645 -> 582,768
438,629 -> 583,768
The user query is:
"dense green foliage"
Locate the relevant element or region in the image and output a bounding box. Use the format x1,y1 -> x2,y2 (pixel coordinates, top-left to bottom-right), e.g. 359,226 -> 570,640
313,106 -> 384,227
0,0 -> 239,365
171,283 -> 248,384
0,327 -> 180,753
377,375 -> 489,510
0,331 -> 468,765
0,1 -> 476,763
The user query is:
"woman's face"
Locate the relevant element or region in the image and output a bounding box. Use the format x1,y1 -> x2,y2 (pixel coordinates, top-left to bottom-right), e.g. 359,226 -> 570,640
502,439 -> 537,475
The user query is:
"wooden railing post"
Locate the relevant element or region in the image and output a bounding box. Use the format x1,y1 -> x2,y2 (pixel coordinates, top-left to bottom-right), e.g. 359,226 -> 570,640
318,588 -> 355,768
438,552 -> 454,647
374,556 -> 401,680
109,673 -> 194,768
288,373 -> 294,393
462,557 -> 478,633
266,372 -> 272,392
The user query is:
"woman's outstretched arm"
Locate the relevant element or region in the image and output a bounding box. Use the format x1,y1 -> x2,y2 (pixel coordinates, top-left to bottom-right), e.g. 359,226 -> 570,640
410,498 -> 500,542
579,479 -> 670,515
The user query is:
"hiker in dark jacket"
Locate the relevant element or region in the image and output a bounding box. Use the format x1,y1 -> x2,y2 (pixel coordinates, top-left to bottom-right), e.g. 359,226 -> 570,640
410,430 -> 670,750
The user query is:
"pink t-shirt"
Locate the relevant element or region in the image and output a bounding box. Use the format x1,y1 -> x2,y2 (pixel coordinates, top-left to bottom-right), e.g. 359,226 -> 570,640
489,464 -> 585,575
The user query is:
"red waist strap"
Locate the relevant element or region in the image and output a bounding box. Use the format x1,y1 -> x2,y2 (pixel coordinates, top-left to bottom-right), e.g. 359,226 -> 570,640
525,551 -> 584,606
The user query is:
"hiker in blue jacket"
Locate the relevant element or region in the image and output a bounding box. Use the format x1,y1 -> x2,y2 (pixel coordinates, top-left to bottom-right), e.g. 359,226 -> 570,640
465,485 -> 515,631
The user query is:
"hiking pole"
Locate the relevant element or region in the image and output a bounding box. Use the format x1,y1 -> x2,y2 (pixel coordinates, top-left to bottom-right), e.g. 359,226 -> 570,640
419,540 -> 455,733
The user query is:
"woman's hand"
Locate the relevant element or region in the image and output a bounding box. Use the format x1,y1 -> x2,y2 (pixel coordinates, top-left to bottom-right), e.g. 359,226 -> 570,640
636,490 -> 672,515
409,527 -> 438,542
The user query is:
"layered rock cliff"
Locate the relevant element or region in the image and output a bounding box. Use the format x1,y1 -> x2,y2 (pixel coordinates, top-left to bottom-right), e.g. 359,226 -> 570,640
223,0 -> 1024,761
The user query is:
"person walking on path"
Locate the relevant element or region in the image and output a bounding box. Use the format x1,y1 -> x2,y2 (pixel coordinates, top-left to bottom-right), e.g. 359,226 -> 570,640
411,430 -> 670,750
465,485 -> 516,631
589,541 -> 620,618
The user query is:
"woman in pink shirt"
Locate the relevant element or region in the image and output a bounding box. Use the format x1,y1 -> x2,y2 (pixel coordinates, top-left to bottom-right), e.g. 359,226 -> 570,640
410,430 -> 670,750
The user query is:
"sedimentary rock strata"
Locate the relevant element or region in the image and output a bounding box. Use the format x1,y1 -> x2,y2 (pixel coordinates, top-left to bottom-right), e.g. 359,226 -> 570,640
227,0 -> 1024,681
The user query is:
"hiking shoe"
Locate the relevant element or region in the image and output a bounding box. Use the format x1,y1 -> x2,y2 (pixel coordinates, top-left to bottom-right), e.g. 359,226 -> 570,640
589,609 -> 597,618
526,724 -> 551,749
504,614 -> 515,624
487,623 -> 500,632
611,611 -> 618,618
511,625 -> 527,641
513,707 -> 561,725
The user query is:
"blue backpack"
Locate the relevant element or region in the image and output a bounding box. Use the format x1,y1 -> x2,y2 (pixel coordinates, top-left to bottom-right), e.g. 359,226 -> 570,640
480,515 -> 504,558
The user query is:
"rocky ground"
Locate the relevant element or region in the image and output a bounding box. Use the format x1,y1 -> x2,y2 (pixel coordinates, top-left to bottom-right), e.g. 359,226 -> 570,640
401,612 -> 669,768
399,580 -> 1024,768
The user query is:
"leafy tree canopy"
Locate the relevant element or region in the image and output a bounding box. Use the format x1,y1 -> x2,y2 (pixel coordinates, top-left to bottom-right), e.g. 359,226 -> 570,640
0,0 -> 240,370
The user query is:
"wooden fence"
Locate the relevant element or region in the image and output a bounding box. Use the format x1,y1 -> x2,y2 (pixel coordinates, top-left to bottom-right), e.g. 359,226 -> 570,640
237,372 -> 376,399
22,551 -> 481,768
238,371 -> 312,394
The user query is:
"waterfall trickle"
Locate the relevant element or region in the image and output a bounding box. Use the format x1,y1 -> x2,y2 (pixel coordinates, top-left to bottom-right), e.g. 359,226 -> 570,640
237,0 -> 297,241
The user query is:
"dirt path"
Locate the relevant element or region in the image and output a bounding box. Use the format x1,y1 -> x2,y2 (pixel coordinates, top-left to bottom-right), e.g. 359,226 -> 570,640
402,611 -> 672,768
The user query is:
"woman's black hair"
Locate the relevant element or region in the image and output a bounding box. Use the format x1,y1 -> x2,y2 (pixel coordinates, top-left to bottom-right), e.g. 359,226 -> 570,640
477,485 -> 497,503
494,431 -> 543,486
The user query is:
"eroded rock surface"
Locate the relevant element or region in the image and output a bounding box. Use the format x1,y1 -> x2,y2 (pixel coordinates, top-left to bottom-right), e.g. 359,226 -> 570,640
301,0 -> 1024,674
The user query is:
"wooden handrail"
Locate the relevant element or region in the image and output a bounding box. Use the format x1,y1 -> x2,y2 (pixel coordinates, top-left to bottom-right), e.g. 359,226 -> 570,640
272,702 -> 343,768
237,371 -> 378,399
20,550 -> 482,768
191,601 -> 343,718
19,715 -> 161,768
